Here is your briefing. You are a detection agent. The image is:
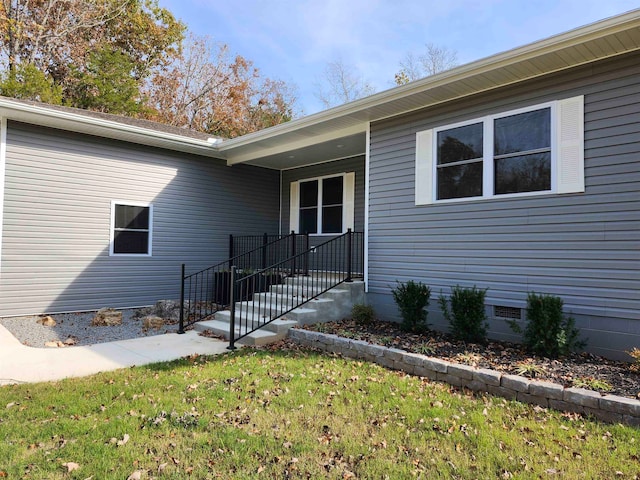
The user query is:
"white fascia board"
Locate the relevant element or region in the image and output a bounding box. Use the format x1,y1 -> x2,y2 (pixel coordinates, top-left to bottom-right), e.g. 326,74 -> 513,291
0,98 -> 221,155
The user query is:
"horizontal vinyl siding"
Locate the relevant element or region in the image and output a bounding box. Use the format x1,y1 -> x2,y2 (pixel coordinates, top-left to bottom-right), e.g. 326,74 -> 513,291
367,53 -> 640,358
281,156 -> 365,246
0,122 -> 279,316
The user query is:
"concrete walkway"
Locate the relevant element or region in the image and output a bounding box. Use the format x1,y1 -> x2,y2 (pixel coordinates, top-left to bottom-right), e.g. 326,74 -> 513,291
0,324 -> 228,385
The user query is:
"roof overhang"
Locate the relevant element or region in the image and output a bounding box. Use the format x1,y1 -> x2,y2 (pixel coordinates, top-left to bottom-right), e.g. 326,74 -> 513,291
0,98 -> 223,159
218,8 -> 640,169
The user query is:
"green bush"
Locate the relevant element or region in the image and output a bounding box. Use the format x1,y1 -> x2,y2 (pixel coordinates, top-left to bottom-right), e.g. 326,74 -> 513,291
508,292 -> 585,358
391,280 -> 431,333
351,304 -> 375,325
438,285 -> 488,343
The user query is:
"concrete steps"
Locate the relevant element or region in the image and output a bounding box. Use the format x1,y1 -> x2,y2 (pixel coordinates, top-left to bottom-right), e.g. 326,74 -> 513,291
193,274 -> 364,346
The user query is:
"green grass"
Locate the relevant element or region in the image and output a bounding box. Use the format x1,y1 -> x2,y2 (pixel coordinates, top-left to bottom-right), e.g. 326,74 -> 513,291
0,348 -> 638,479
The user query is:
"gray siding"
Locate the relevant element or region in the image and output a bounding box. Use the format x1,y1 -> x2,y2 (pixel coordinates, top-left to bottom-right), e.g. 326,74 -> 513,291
280,155 -> 366,246
367,53 -> 640,359
0,122 -> 280,316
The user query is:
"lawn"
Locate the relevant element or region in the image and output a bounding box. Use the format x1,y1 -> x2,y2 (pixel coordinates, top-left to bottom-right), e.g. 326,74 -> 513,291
0,347 -> 638,479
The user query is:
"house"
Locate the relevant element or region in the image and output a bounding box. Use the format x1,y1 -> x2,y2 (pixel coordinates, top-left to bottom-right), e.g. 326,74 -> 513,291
0,11 -> 638,359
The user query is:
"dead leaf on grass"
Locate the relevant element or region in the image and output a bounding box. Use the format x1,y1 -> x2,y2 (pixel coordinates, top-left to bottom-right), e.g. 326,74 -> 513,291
62,462 -> 80,472
127,471 -> 143,480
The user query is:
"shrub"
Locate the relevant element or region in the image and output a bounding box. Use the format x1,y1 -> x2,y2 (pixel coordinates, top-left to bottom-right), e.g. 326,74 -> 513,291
391,280 -> 431,333
508,292 -> 585,358
438,285 -> 488,343
627,348 -> 640,373
351,304 -> 375,325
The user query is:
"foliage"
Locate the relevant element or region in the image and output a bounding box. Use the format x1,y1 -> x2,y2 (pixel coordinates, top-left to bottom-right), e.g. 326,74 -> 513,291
0,349 -> 638,479
351,304 -> 375,325
513,360 -> 547,378
144,33 -> 298,137
394,43 -> 458,85
508,292 -> 585,358
0,1 -> 298,134
391,280 -> 431,333
67,46 -> 145,115
438,285 -> 488,343
0,0 -> 184,114
0,62 -> 62,103
572,377 -> 612,393
627,347 -> 640,373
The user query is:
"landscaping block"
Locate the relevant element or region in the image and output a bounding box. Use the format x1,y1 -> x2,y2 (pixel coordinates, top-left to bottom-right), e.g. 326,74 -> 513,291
402,352 -> 425,366
464,380 -> 487,392
413,365 -> 438,380
549,399 -> 583,414
366,344 -> 385,357
623,415 -> 640,427
423,358 -> 449,374
501,374 -> 530,393
529,380 -> 564,400
436,372 -> 463,387
377,355 -> 397,370
516,392 -> 549,408
385,347 -> 406,362
473,368 -> 501,386
583,407 -> 623,424
448,363 -> 475,380
318,334 -> 336,346
487,385 -> 517,401
598,395 -> 640,417
563,387 -> 601,409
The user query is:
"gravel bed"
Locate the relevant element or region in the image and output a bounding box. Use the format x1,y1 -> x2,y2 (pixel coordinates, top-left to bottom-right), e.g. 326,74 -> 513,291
0,308 -> 178,348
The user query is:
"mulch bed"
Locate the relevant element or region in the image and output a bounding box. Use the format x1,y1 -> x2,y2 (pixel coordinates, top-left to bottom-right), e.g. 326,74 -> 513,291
297,319 -> 640,400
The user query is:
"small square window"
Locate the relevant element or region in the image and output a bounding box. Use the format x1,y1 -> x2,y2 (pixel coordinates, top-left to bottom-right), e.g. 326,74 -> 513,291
111,202 -> 152,255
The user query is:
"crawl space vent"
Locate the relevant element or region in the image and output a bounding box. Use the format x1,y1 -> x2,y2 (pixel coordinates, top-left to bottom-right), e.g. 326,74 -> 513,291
494,305 -> 522,320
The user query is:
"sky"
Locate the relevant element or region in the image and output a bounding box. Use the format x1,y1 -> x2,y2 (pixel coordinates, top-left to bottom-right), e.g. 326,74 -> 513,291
157,0 -> 639,115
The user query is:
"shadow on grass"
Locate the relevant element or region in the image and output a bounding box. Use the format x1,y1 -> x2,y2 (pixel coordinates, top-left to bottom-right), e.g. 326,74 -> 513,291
139,345 -> 327,373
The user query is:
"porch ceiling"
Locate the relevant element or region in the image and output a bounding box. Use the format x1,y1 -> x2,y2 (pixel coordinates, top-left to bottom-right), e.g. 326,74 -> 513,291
219,9 -> 640,170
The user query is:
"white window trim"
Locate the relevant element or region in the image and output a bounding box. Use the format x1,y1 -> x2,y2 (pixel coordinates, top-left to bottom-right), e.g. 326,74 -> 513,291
109,200 -> 153,257
416,96 -> 584,205
290,172 -> 355,235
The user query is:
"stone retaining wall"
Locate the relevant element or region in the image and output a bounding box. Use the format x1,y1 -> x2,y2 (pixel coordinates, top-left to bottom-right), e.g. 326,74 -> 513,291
288,329 -> 640,427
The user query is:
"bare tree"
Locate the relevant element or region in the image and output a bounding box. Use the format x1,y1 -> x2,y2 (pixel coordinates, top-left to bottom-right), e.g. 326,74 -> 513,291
314,58 -> 376,108
395,43 -> 458,85
144,34 -> 298,137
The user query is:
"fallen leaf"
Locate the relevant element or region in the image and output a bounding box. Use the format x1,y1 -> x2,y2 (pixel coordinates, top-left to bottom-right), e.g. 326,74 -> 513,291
117,434 -> 130,446
62,462 -> 80,472
127,471 -> 142,480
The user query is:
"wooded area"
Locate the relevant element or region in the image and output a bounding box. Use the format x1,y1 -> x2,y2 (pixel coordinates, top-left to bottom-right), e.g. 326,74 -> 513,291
0,0 -> 298,137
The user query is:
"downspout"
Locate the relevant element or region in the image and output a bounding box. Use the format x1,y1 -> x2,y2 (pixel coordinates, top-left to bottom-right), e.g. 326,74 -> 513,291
279,169 -> 283,236
364,122 -> 370,293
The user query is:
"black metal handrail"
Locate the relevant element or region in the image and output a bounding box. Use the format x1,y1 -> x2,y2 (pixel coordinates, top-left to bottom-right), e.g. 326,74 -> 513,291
178,232 -> 309,333
228,229 -> 364,348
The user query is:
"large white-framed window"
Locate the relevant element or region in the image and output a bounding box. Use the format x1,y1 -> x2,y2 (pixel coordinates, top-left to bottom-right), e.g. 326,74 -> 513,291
109,201 -> 153,256
289,172 -> 355,235
415,96 -> 584,205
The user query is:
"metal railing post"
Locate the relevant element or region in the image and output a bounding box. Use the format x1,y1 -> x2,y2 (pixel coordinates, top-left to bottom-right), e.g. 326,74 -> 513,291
262,232 -> 268,270
303,233 -> 309,275
228,234 -> 234,260
228,265 -> 237,350
290,230 -> 297,276
345,228 -> 353,283
178,263 -> 186,333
